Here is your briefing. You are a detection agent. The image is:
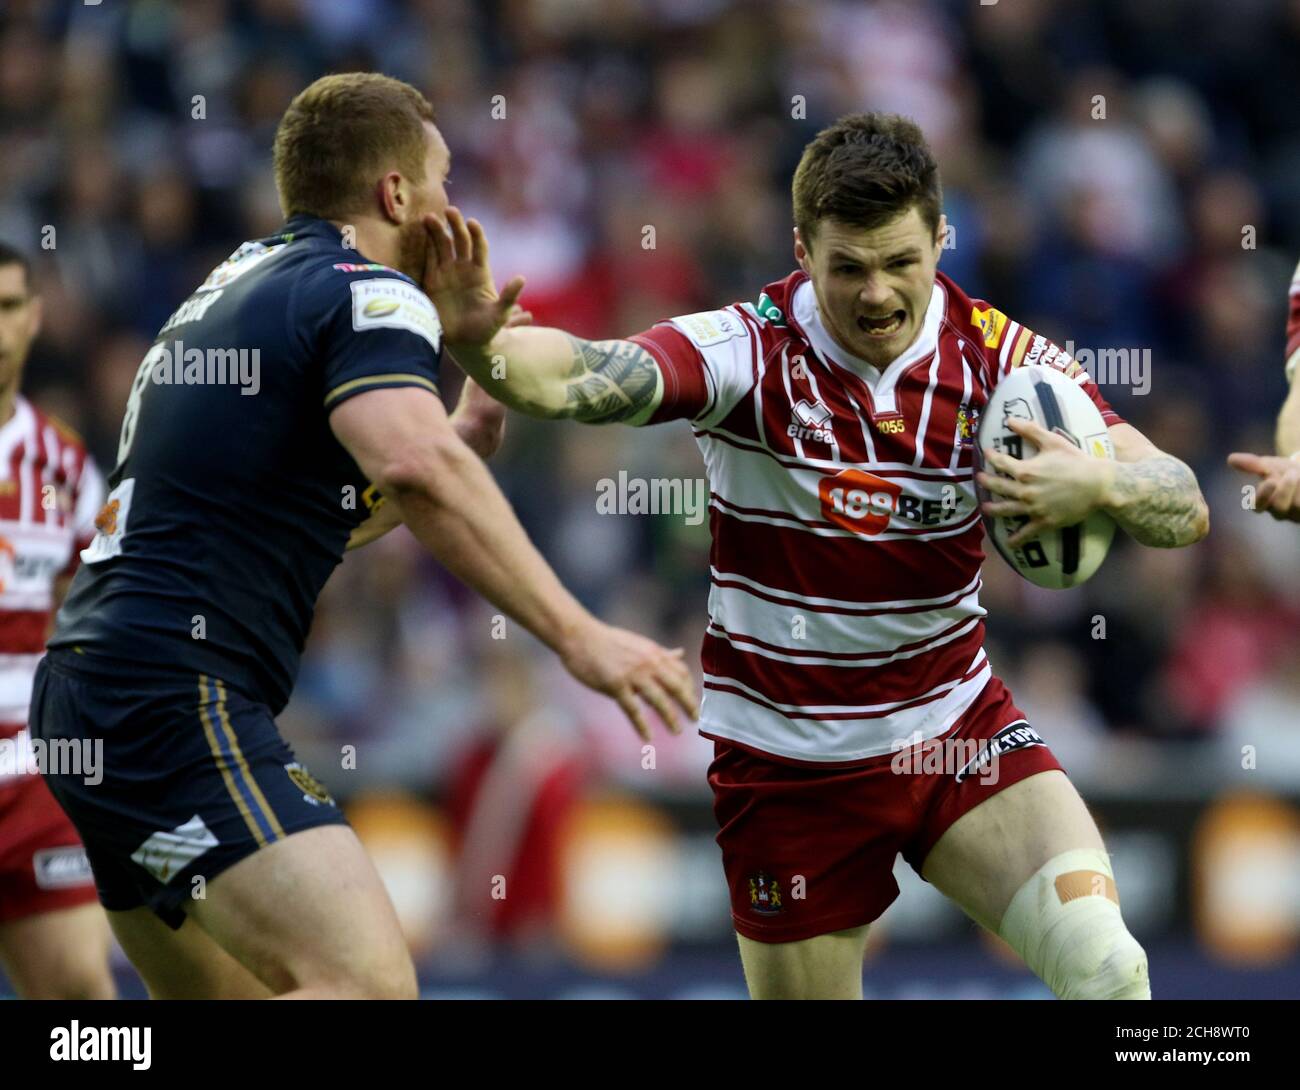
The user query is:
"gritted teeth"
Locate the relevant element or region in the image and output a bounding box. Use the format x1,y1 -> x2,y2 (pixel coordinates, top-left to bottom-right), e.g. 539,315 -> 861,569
858,309 -> 905,336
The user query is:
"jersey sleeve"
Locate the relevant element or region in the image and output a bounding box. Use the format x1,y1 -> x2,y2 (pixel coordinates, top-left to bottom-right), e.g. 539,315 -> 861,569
299,267 -> 444,413
969,304 -> 1124,426
1286,257 -> 1300,382
629,306 -> 759,427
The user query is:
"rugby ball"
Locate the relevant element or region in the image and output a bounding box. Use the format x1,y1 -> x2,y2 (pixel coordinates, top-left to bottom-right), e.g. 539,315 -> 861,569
976,366 -> 1116,589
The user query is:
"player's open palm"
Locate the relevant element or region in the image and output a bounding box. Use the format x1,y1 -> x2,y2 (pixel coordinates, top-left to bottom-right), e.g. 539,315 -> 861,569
1228,451 -> 1300,522
422,207 -> 525,346
560,620 -> 698,741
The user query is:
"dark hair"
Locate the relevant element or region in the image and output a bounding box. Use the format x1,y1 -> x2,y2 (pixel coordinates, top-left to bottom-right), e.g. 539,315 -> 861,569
792,113 -> 942,248
273,72 -> 437,220
0,241 -> 32,291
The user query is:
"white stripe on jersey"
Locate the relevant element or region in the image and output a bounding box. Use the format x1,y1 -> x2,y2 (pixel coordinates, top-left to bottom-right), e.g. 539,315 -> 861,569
17,403 -> 37,524
705,649 -> 987,716
710,566 -> 981,611
700,655 -> 992,763
841,386 -> 877,461
707,613 -> 982,668
778,344 -> 804,460
42,425 -> 59,496
997,320 -> 1022,377
709,575 -> 985,655
752,315 -> 769,448
951,352 -> 974,469
912,348 -> 944,466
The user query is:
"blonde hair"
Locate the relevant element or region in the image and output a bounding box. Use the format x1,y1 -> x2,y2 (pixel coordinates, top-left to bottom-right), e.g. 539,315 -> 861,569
273,72 -> 436,219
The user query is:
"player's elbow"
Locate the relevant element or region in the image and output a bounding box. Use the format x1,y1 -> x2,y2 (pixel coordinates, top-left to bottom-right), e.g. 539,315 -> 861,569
371,435 -> 472,508
1190,496 -> 1210,543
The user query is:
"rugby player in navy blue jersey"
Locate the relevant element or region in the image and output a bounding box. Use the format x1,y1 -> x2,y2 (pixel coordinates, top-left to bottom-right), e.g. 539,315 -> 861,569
31,73 -> 696,999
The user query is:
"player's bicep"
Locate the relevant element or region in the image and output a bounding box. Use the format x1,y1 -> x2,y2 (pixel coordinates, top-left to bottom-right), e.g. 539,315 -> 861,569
329,385 -> 454,492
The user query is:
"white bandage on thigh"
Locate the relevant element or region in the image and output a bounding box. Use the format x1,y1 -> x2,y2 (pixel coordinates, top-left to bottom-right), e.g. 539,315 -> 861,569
998,849 -> 1150,1000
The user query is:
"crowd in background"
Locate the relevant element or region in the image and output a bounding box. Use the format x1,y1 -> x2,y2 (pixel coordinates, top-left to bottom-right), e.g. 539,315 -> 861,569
3,0 -> 1300,812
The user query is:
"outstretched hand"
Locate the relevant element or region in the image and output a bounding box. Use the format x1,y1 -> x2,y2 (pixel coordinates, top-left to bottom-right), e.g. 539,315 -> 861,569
422,207 -> 529,346
559,618 -> 698,742
1228,451 -> 1300,522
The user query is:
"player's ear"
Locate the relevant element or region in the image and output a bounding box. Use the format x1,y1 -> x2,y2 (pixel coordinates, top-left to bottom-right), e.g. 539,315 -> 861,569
377,171 -> 405,225
27,291 -> 42,339
794,227 -> 810,274
933,214 -> 947,264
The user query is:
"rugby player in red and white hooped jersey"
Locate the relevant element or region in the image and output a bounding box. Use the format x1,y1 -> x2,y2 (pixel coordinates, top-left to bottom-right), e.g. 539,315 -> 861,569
1228,255 -> 1300,519
0,242 -> 113,998
427,114 -> 1210,999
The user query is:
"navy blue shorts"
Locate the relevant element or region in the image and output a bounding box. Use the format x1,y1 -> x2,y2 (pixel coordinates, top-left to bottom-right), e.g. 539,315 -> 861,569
29,648 -> 348,929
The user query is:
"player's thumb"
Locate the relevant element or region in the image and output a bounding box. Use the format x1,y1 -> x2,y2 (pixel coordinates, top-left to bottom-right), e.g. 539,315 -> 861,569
499,275 -> 526,312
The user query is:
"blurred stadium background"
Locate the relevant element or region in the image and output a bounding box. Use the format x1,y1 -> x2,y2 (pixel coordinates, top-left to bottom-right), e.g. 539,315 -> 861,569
3,0 -> 1300,999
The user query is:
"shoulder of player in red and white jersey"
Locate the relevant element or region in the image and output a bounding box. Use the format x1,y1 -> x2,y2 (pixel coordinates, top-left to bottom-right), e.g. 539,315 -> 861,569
628,268 -> 1122,426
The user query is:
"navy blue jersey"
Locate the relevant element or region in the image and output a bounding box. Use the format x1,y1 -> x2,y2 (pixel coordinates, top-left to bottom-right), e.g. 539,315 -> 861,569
51,215 -> 442,712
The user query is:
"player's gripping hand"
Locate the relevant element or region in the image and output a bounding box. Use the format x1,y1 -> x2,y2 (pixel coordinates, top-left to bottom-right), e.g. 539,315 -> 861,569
558,619 -> 698,741
449,377 -> 508,458
1228,451 -> 1300,522
978,418 -> 1112,547
422,207 -> 530,346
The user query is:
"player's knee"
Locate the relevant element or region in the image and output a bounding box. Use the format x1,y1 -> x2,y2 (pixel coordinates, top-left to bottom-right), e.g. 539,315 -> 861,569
59,966 -> 117,1001
1059,926 -> 1148,1000
298,949 -> 418,1000
345,962 -> 418,1000
18,960 -> 115,1000
738,926 -> 868,1000
998,848 -> 1151,1001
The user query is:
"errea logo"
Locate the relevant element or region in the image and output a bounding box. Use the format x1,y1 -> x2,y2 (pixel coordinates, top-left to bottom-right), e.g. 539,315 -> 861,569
789,398 -> 833,442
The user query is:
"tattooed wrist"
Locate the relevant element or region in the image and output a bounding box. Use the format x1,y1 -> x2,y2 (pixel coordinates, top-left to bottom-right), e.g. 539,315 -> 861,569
1103,454 -> 1208,547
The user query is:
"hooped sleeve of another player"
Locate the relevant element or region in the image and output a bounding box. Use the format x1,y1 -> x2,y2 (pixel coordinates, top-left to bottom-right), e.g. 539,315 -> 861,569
972,304 -> 1125,426
628,305 -> 760,428
303,266 -> 444,414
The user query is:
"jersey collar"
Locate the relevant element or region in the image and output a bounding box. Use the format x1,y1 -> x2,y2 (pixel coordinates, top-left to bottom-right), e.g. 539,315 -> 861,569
792,277 -> 945,415
278,214 -> 345,246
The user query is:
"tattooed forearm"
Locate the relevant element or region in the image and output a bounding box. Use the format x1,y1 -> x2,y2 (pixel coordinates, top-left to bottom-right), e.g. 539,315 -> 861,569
556,336 -> 661,423
1104,454 -> 1209,547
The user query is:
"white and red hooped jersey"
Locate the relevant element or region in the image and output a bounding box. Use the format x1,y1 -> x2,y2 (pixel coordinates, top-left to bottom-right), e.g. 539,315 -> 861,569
630,269 -> 1122,765
0,396 -> 104,782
